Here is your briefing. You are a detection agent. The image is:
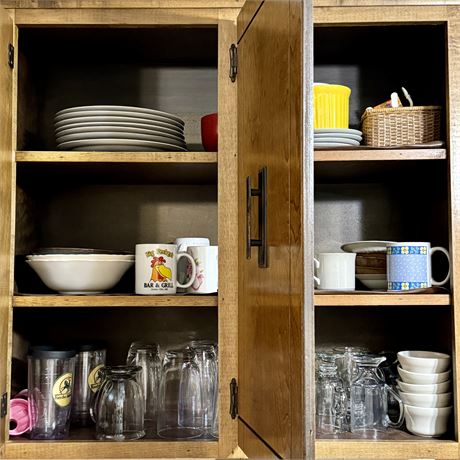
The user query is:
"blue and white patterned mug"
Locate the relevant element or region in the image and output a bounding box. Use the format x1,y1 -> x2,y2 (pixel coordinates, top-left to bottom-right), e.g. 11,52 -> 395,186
386,242 -> 450,291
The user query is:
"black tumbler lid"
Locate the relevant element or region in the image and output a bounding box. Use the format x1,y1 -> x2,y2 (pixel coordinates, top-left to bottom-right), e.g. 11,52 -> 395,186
29,346 -> 76,359
77,342 -> 107,352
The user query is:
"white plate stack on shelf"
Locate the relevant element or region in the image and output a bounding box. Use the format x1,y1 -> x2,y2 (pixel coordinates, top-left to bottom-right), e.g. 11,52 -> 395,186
396,350 -> 453,437
314,128 -> 363,149
54,105 -> 187,152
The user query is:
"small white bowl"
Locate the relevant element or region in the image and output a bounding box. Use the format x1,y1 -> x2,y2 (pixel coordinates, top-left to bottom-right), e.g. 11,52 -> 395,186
404,404 -> 453,437
397,366 -> 451,384
399,391 -> 452,408
355,274 -> 387,290
398,351 -> 451,373
27,259 -> 134,294
397,379 -> 450,394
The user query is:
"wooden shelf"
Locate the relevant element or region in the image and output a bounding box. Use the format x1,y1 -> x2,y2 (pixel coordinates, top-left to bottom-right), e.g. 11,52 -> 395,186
315,439 -> 458,459
5,440 -> 218,459
13,295 -> 218,308
15,151 -> 218,185
314,148 -> 447,162
16,151 -> 217,163
314,293 -> 450,306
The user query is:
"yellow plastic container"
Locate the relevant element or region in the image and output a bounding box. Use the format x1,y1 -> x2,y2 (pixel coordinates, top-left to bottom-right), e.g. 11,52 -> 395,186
313,84 -> 351,129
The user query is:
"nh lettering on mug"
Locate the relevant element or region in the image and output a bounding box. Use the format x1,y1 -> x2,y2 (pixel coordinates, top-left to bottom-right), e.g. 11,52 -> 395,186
386,242 -> 451,291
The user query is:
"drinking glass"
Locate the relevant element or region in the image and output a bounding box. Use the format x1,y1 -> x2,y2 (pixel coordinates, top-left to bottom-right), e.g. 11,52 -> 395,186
333,346 -> 369,389
189,344 -> 218,432
91,365 -> 145,441
157,349 -> 203,439
126,342 -> 161,422
316,363 -> 347,434
350,355 -> 404,434
28,349 -> 76,440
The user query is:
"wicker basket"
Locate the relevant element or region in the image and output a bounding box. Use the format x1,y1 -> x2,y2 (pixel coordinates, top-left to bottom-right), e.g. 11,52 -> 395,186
361,106 -> 441,147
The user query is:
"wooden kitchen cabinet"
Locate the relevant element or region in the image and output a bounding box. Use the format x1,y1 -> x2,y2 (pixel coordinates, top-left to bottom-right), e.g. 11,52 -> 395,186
0,1 -> 460,459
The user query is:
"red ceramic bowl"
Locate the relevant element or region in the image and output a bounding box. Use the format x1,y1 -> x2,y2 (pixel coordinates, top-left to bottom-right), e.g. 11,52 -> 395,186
201,113 -> 218,152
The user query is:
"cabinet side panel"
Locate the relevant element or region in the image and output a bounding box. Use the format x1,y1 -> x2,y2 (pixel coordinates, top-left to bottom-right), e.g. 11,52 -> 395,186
447,14 -> 460,447
0,6 -> 14,450
218,11 -> 239,458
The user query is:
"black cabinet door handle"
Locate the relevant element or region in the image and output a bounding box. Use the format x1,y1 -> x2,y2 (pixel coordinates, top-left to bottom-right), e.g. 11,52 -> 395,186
246,167 -> 268,268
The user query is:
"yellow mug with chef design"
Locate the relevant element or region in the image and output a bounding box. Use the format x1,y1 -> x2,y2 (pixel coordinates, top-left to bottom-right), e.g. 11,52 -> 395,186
135,244 -> 197,295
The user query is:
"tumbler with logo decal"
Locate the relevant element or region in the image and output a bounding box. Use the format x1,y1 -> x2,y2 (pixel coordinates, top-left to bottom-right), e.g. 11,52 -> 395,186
72,343 -> 106,426
28,348 -> 76,439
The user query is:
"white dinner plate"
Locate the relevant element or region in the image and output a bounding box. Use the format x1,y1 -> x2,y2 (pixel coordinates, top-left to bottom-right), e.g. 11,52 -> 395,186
56,132 -> 186,147
58,138 -> 188,152
314,137 -> 360,145
55,116 -> 184,134
55,121 -> 184,138
314,133 -> 362,141
56,105 -> 184,125
315,128 -> 362,136
341,240 -> 396,253
55,110 -> 184,129
314,143 -> 356,148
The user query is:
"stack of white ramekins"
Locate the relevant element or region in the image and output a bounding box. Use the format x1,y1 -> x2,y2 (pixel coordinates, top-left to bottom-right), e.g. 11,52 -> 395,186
397,350 -> 452,437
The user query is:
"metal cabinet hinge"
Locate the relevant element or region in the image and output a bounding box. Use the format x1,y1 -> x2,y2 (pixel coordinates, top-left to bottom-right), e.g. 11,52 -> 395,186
1,393 -> 7,418
230,378 -> 238,419
229,44 -> 237,82
8,44 -> 14,69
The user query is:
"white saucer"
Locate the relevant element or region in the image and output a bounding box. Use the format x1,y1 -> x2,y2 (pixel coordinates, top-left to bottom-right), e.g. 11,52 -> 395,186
314,137 -> 360,145
314,133 -> 362,141
314,143 -> 356,148
55,105 -> 184,125
58,138 -> 188,152
55,110 -> 184,129
56,131 -> 186,148
315,128 -> 362,136
341,240 -> 396,253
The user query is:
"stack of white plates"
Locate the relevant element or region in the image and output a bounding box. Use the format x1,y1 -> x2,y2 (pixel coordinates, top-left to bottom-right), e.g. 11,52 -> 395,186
314,128 -> 362,149
54,105 -> 187,152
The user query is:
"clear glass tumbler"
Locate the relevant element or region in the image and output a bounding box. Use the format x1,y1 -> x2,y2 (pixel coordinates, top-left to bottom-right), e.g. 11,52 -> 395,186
157,349 -> 203,439
316,363 -> 347,435
28,348 -> 76,440
126,342 -> 161,423
91,365 -> 145,441
72,344 -> 106,426
350,355 -> 404,435
189,344 -> 218,432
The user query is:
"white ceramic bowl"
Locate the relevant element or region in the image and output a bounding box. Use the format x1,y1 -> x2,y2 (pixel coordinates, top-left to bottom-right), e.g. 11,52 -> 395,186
398,351 -> 451,373
399,391 -> 452,408
27,254 -> 134,261
404,404 -> 453,437
397,379 -> 451,394
397,366 -> 451,384
27,259 -> 134,294
355,274 -> 387,290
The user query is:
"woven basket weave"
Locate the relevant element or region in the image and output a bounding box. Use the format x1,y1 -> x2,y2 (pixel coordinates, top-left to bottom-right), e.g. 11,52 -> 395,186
361,106 -> 441,147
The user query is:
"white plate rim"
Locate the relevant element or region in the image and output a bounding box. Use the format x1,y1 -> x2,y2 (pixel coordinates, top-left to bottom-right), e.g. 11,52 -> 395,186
314,143 -> 357,148
57,138 -> 188,152
54,115 -> 184,133
55,105 -> 184,125
55,120 -> 184,137
341,240 -> 396,253
56,132 -> 186,147
314,128 -> 362,135
55,125 -> 184,140
314,137 -> 360,145
314,133 -> 362,141
55,110 -> 184,128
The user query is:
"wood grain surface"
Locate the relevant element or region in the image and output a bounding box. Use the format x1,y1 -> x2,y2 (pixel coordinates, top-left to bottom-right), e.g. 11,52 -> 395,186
0,7 -> 14,449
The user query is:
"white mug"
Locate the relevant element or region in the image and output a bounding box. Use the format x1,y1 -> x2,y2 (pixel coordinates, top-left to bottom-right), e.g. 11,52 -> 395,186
135,244 -> 197,295
186,246 -> 218,294
174,237 -> 210,288
314,253 -> 356,291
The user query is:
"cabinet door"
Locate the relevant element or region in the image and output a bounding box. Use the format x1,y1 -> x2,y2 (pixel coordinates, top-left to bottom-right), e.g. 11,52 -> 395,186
237,1 -> 314,458
0,6 -> 14,454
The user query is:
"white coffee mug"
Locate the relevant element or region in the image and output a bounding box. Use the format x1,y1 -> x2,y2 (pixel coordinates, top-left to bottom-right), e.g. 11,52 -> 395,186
186,246 -> 218,294
314,253 -> 356,291
135,244 -> 197,295
174,237 -> 210,287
